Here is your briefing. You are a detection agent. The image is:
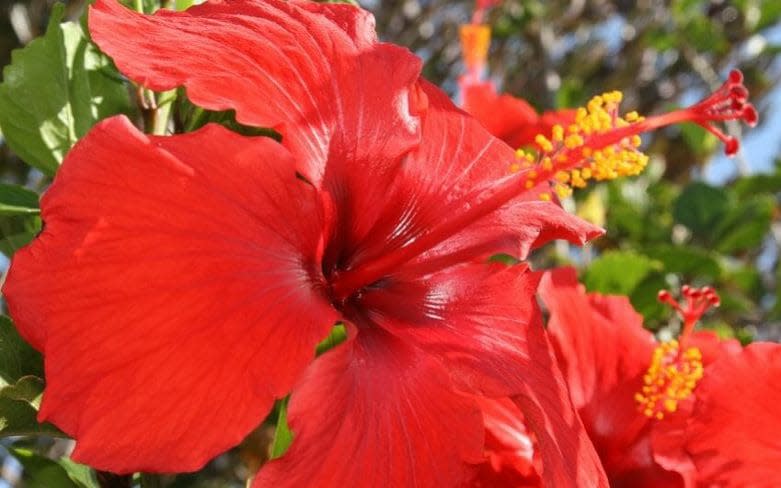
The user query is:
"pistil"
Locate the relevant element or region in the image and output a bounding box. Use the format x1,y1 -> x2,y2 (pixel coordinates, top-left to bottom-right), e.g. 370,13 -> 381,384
635,286 -> 721,419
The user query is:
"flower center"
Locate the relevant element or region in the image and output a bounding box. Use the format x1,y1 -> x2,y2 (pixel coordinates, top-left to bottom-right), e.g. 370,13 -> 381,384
635,340 -> 704,419
635,285 -> 721,419
330,74 -> 755,300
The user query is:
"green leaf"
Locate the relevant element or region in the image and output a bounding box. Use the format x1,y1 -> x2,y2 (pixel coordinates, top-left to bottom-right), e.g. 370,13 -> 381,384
673,182 -> 730,239
11,449 -> 93,488
58,458 -> 100,488
0,315 -> 43,383
679,123 -> 717,157
174,0 -> 198,10
0,184 -> 39,216
0,3 -> 131,175
0,396 -> 60,437
713,195 -> 774,253
0,214 -> 41,257
732,166 -> 781,199
646,244 -> 722,279
270,397 -> 293,459
583,251 -> 661,295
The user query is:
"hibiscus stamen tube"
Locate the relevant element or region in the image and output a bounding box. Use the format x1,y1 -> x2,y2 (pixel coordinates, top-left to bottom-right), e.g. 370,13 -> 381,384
635,286 -> 721,419
332,72 -> 755,300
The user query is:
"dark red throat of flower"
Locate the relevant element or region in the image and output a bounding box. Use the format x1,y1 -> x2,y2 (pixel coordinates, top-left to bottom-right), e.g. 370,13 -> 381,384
330,72 -> 756,300
658,285 -> 721,342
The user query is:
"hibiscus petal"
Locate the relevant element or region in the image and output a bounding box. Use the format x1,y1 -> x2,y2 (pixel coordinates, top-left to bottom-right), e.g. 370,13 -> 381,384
357,263 -> 608,487
2,117 -> 338,473
539,268 -> 661,479
461,81 -> 575,149
684,342 -> 781,487
539,267 -> 654,410
89,0 -> 424,185
255,328 -> 484,487
472,396 -> 540,485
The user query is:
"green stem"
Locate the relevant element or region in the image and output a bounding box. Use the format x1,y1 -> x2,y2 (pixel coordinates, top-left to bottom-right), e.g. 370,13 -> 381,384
151,89 -> 177,135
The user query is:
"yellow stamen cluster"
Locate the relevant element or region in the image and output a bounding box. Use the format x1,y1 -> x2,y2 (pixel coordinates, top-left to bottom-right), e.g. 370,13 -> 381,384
512,91 -> 649,200
634,340 -> 704,420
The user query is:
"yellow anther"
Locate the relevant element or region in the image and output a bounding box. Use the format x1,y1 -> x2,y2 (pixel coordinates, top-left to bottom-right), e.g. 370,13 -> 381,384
539,192 -> 551,201
636,340 -> 704,420
511,90 -> 648,197
552,124 -> 564,142
509,163 -> 521,173
534,134 -> 554,153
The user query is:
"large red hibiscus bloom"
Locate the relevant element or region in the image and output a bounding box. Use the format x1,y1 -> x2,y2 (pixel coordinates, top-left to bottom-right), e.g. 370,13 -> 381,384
2,1 -> 610,486
539,267 -> 781,487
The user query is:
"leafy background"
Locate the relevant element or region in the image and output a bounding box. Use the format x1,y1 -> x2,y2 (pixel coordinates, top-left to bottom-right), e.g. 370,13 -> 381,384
0,0 -> 777,486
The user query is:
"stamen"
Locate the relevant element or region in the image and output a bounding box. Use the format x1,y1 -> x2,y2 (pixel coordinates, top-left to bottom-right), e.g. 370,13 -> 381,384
634,285 -> 720,420
512,70 -> 757,200
514,90 -> 648,200
635,340 -> 704,419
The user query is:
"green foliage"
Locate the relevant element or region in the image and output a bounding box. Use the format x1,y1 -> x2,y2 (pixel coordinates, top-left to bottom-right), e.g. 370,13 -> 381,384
0,315 -> 43,382
11,449 -> 97,488
0,315 -> 56,437
270,398 -> 293,459
0,3 -> 131,175
0,213 -> 41,257
673,183 -> 730,238
583,251 -> 661,296
0,183 -> 39,216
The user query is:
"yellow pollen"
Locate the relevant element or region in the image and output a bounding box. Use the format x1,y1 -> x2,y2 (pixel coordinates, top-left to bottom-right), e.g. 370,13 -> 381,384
510,91 -> 649,197
635,340 -> 704,420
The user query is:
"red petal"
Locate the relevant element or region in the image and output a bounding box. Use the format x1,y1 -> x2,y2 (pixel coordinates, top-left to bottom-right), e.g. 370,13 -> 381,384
684,342 -> 781,486
357,264 -> 608,487
461,81 -> 576,149
2,117 -> 337,473
89,0 -> 423,186
473,396 -> 540,485
461,82 -> 539,146
255,329 -> 484,487
539,268 -> 665,481
334,81 -> 601,276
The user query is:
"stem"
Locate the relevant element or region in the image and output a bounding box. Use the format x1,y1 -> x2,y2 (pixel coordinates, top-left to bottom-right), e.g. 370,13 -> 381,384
151,89 -> 177,135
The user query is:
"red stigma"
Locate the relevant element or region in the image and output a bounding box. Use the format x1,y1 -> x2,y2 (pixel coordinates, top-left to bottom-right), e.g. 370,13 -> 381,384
658,285 -> 721,340
684,69 -> 758,156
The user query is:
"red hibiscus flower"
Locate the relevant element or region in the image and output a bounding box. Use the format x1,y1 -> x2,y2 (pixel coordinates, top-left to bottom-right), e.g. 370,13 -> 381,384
539,267 -> 781,487
1,0 -> 757,485
2,1 -> 611,486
